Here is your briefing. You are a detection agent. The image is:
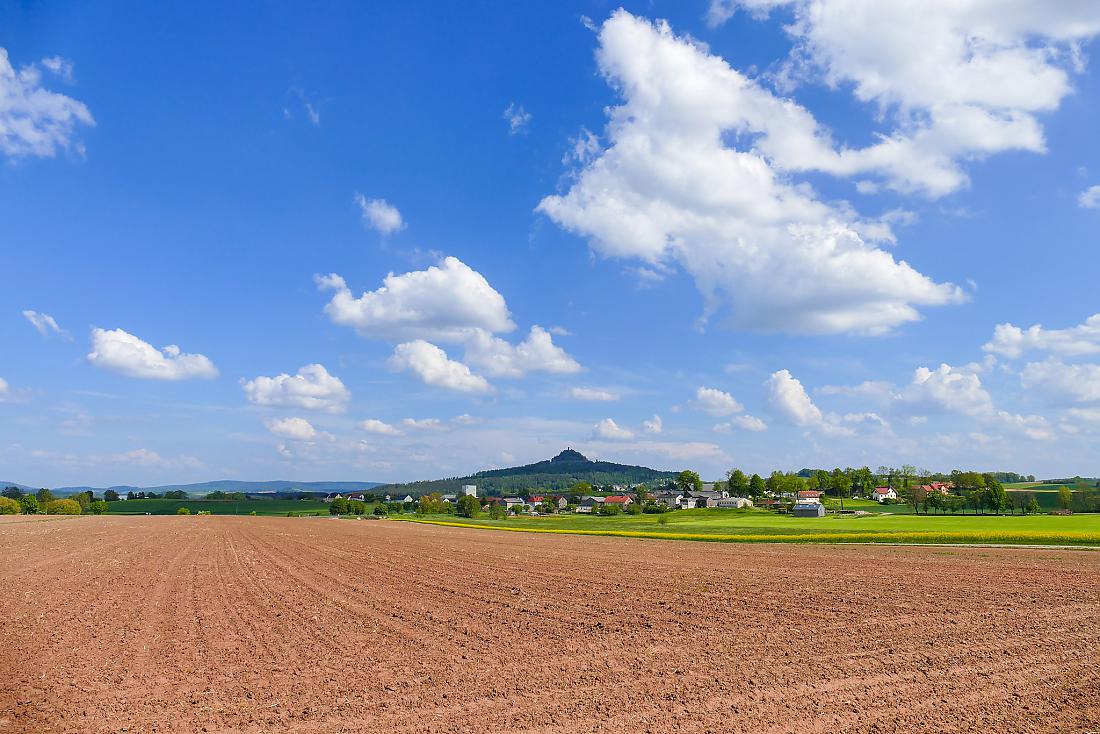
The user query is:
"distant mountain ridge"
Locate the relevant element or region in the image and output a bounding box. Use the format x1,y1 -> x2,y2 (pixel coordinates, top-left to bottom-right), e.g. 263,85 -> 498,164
1,479 -> 382,497
378,448 -> 677,495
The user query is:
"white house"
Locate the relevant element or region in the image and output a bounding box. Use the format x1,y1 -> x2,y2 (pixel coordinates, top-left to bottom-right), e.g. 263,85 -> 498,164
872,487 -> 897,502
401,494 -> 414,503
715,497 -> 752,509
462,484 -> 477,497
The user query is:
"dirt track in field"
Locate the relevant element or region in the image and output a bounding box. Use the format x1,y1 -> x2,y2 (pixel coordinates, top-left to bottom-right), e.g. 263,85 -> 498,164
1,515 -> 1098,734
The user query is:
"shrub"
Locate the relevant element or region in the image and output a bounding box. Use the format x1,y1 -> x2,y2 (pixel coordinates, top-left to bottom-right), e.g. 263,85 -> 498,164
249,510 -> 257,516
177,507 -> 192,515
46,499 -> 82,515
642,503 -> 667,514
656,514 -> 671,526
0,496 -> 20,515
196,510 -> 212,515
88,500 -> 109,515
373,504 -> 388,516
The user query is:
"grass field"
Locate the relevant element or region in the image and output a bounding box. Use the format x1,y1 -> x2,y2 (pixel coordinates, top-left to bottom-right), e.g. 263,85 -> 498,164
403,507 -> 1100,546
105,499 -> 329,516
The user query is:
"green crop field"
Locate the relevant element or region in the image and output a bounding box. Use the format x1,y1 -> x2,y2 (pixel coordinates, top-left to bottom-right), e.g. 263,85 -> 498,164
106,499 -> 329,516
401,507 -> 1100,546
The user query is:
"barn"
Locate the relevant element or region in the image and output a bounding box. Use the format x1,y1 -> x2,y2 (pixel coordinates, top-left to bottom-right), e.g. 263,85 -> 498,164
792,503 -> 826,518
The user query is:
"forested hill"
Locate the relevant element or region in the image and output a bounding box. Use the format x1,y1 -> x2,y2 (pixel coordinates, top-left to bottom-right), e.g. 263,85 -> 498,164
377,449 -> 678,495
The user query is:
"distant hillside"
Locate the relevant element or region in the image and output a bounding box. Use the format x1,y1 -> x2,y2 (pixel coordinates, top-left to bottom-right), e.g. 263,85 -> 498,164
0,481 -> 36,492
10,480 -> 382,498
378,448 -> 677,495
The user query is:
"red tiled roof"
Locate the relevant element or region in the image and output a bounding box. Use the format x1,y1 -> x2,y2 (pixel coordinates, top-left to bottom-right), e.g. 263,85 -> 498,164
604,495 -> 631,503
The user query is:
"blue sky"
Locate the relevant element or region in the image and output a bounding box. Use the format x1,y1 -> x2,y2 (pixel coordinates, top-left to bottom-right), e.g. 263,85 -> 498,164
3,1 -> 1100,487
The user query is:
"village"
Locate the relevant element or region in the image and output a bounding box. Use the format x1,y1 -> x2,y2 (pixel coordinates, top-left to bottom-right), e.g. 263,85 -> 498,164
322,479 -> 948,518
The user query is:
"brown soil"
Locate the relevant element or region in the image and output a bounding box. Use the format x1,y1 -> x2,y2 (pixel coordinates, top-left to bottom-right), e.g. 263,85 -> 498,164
2,515 -> 1098,733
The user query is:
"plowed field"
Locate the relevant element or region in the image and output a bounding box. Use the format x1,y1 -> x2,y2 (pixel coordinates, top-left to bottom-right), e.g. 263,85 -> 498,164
2,515 -> 1098,733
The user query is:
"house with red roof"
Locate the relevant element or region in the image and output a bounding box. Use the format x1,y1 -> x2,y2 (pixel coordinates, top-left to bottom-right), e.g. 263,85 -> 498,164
796,490 -> 823,505
872,486 -> 897,502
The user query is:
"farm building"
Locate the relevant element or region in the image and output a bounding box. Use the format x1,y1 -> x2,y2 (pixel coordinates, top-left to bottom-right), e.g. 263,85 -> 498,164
872,487 -> 897,502
576,497 -> 604,513
652,492 -> 683,508
714,497 -> 753,509
796,490 -> 823,504
919,482 -> 953,496
603,495 -> 633,507
792,503 -> 825,518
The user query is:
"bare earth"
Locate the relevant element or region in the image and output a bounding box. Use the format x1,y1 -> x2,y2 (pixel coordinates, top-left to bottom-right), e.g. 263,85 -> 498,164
2,516 -> 1098,734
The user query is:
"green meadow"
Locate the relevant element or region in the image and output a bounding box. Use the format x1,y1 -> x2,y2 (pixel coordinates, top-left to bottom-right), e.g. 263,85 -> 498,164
402,507 -> 1100,546
105,499 -> 329,516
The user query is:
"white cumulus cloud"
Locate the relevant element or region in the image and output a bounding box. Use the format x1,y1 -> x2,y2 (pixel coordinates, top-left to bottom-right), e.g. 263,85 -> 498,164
355,193 -> 405,234
593,418 -> 634,440
716,1 -> 1100,196
389,341 -> 491,393
714,415 -> 768,432
901,363 -> 995,417
766,369 -> 823,426
241,364 -> 350,413
1020,359 -> 1100,404
642,414 -> 663,434
537,11 -> 964,335
984,314 -> 1100,358
693,387 -> 744,416
401,417 -> 444,430
87,328 -> 218,381
264,417 -> 318,441
1079,185 -> 1100,209
464,326 -> 581,378
359,418 -> 403,436
0,49 -> 94,158
316,257 -> 514,343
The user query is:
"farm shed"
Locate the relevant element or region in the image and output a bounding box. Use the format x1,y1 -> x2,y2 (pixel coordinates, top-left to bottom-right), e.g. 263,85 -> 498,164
792,503 -> 826,518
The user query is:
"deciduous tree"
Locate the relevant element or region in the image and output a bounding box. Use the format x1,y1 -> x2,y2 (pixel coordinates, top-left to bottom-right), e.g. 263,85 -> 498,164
748,474 -> 766,499
727,469 -> 749,497
676,471 -> 702,493
456,494 -> 480,518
